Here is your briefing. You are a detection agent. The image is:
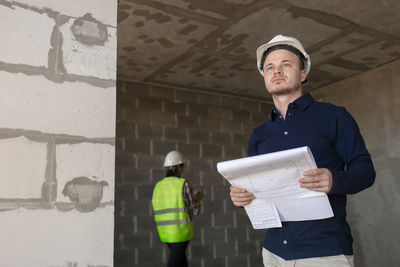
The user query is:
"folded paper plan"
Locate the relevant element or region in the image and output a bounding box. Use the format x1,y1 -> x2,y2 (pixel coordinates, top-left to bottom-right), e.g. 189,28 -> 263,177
217,146 -> 334,229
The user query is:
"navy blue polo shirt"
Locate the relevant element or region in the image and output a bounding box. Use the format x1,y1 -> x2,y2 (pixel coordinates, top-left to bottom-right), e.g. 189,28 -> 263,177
248,93 -> 375,260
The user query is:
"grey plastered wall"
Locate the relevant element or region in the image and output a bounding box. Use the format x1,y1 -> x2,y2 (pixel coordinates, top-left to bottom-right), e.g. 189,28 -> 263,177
0,1 -> 116,266
115,80 -> 272,267
311,59 -> 400,267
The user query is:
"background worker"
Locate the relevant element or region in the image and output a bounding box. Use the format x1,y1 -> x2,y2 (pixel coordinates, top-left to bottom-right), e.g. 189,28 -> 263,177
152,150 -> 204,267
229,35 -> 375,267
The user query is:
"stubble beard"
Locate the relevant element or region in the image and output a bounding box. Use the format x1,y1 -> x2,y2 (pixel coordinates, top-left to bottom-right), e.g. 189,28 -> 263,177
266,83 -> 301,96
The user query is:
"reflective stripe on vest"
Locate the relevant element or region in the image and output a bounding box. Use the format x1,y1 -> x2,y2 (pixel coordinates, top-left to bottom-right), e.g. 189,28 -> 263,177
153,207 -> 186,215
155,218 -> 191,226
152,176 -> 194,243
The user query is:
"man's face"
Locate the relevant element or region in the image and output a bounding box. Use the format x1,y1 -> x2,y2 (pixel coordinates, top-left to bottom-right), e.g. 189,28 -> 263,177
262,49 -> 306,96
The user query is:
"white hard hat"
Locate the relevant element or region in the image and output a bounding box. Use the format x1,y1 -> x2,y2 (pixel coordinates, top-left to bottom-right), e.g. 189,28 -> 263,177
163,151 -> 184,167
256,34 -> 311,76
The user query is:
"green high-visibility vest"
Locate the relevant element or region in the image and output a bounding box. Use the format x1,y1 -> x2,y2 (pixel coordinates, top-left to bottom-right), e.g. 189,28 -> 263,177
152,176 -> 194,243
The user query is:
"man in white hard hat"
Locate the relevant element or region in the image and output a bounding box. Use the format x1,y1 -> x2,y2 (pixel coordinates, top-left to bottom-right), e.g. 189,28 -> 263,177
229,35 -> 375,266
152,151 -> 204,267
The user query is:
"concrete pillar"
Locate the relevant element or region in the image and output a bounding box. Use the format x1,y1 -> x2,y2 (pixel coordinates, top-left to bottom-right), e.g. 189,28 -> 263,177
0,1 -> 116,266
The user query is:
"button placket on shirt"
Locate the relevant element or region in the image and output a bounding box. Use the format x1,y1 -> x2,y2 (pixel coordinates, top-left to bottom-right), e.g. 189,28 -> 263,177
281,114 -> 288,136
282,113 -> 289,136
283,104 -> 296,136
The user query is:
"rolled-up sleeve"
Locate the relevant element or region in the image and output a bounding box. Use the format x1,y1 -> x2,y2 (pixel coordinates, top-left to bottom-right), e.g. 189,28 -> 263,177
182,181 -> 201,219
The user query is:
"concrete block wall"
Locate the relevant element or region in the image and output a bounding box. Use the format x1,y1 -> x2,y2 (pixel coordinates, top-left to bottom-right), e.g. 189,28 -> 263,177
115,80 -> 272,267
311,59 -> 400,267
0,1 -> 116,266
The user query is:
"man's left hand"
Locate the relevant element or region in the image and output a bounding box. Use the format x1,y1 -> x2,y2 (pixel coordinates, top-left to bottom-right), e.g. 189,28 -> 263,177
298,168 -> 333,193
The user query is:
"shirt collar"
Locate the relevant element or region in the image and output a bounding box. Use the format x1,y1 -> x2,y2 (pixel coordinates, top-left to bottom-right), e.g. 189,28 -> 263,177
270,93 -> 314,121
295,93 -> 314,111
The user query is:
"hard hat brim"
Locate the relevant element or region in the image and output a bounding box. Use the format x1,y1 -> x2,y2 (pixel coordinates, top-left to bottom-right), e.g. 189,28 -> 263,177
163,151 -> 184,167
256,40 -> 311,77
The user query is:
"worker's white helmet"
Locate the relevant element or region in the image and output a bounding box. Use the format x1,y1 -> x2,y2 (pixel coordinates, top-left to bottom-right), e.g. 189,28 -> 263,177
256,34 -> 311,76
163,151 -> 184,167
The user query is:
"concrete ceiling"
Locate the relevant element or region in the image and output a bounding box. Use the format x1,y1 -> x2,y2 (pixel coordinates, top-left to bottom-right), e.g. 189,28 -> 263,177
117,0 -> 400,100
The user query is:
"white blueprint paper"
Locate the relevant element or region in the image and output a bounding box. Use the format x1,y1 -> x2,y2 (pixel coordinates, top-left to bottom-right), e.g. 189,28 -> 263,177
244,199 -> 282,229
217,146 -> 334,228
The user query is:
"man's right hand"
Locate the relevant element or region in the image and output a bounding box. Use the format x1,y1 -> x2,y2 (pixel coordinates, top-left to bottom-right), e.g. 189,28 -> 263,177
229,186 -> 255,207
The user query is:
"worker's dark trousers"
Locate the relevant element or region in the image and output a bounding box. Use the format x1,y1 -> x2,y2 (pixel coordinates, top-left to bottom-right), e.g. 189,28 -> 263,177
166,241 -> 189,267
